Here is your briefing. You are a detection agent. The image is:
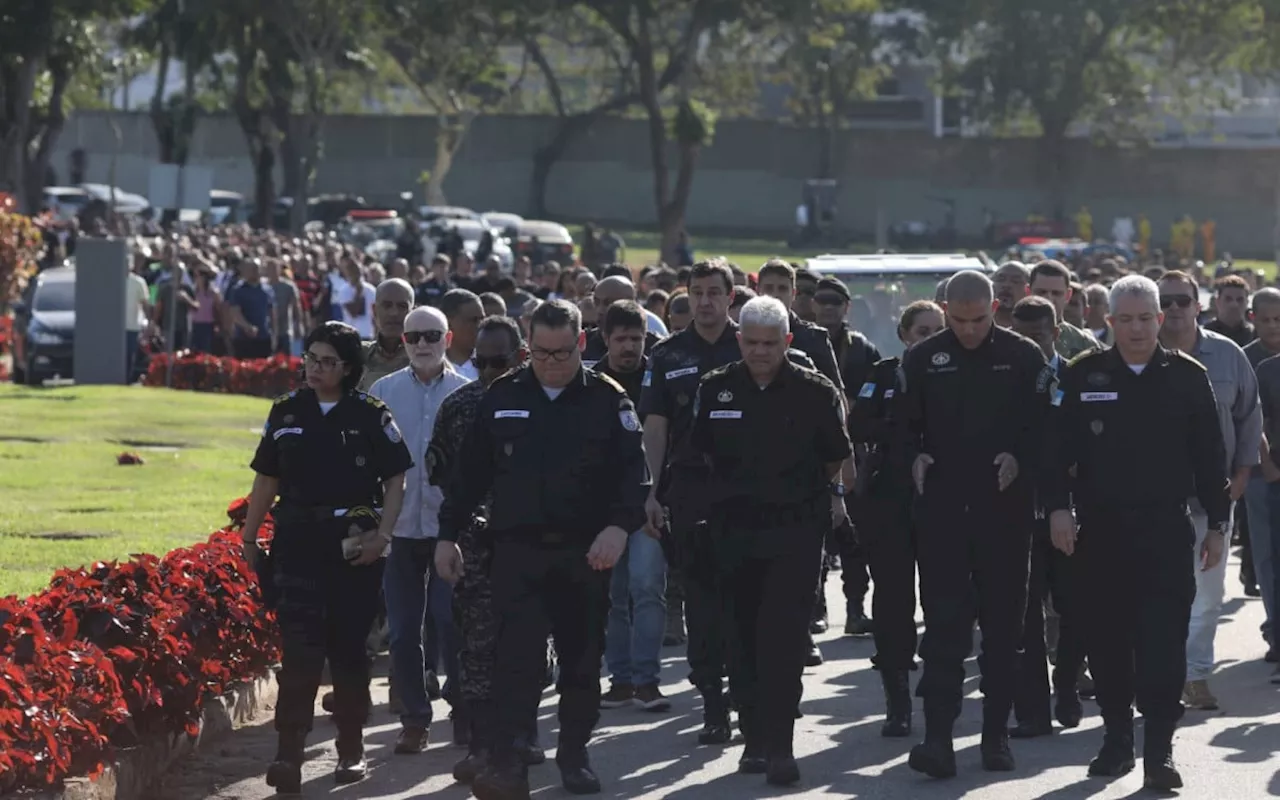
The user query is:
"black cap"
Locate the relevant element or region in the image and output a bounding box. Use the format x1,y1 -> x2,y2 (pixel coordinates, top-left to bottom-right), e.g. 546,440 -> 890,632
816,277 -> 850,301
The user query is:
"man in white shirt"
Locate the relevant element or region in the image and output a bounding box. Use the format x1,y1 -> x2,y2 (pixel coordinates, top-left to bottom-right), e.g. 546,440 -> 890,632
124,267 -> 150,383
441,288 -> 484,381
336,257 -> 377,340
370,306 -> 472,754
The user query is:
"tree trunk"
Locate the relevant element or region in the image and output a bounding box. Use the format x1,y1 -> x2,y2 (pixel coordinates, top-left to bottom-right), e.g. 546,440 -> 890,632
529,114 -> 595,218
427,112 -> 474,207
22,58 -> 71,214
0,57 -> 43,212
149,40 -> 175,163
1040,126 -> 1069,221
635,29 -> 674,263
659,141 -> 699,264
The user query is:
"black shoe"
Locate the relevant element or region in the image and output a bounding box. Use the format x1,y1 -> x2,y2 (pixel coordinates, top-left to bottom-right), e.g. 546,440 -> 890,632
394,725 -> 429,754
1077,670 -> 1096,700
1087,732 -> 1135,778
473,765 -> 531,800
765,755 -> 801,786
1009,718 -> 1052,739
516,741 -> 546,765
810,616 -> 829,634
426,670 -> 442,701
334,756 -> 368,784
453,749 -> 490,784
844,607 -> 874,637
1244,583 -> 1262,597
880,670 -> 913,738
908,739 -> 957,779
981,731 -> 1015,772
1265,647 -> 1278,664
1143,754 -> 1183,792
265,760 -> 301,795
805,642 -> 824,667
738,742 -> 768,775
558,758 -> 602,795
1055,690 -> 1083,728
698,719 -> 732,745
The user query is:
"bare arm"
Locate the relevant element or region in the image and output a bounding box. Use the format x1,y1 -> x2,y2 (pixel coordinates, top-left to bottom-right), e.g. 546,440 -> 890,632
242,474 -> 279,544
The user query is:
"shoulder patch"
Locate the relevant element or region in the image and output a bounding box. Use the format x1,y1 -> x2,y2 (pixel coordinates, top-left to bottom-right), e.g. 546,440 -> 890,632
273,390 -> 298,405
701,363 -> 733,383
595,372 -> 626,395
1170,350 -> 1208,370
1066,347 -> 1106,368
362,392 -> 388,409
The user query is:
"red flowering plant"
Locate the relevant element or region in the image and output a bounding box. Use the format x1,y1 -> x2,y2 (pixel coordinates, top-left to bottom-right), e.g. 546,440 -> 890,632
144,354 -> 301,398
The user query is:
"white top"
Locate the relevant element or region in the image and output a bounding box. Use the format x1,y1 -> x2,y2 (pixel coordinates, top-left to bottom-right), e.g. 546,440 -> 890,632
449,356 -> 480,382
334,278 -> 377,339
125,273 -> 149,333
543,385 -> 565,401
319,401 -> 337,415
796,204 -> 809,227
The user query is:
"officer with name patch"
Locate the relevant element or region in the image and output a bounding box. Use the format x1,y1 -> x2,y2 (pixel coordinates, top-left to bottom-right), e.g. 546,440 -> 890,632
240,321 -> 414,794
1043,275 -> 1229,791
434,300 -> 650,800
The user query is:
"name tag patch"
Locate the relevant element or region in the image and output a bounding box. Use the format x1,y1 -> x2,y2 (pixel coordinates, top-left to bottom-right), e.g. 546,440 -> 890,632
665,366 -> 700,380
857,382 -> 876,399
1080,392 -> 1118,402
1051,388 -> 1064,407
494,410 -> 531,419
642,370 -> 652,387
273,427 -> 303,440
709,410 -> 743,419
884,389 -> 895,399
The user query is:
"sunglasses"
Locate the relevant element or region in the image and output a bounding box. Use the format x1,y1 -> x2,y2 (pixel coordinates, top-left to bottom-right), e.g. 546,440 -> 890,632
473,354 -> 513,370
1159,295 -> 1195,310
403,329 -> 445,345
813,294 -> 847,306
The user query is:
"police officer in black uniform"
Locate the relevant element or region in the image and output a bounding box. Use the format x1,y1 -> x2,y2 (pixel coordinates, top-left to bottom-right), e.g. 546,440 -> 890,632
1044,275 -> 1229,791
435,300 -> 650,800
691,296 -> 852,787
848,299 -> 945,738
898,270 -> 1052,778
240,321 -> 413,795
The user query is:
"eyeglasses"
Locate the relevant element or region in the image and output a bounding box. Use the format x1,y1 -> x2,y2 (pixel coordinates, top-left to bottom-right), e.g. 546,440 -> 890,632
473,354 -> 514,370
530,347 -> 576,362
403,329 -> 445,345
813,294 -> 846,306
304,353 -> 344,371
1159,295 -> 1195,310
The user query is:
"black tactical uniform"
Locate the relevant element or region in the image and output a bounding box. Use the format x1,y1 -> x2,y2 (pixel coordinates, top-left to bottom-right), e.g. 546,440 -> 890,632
847,356 -> 917,736
438,365 -> 650,797
592,354 -> 648,404
897,325 -> 1051,776
1043,345 -> 1228,786
691,359 -> 851,786
639,320 -> 814,744
250,388 -> 413,770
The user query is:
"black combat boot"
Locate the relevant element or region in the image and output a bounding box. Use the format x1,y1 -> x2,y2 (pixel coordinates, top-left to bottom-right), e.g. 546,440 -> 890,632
981,700 -> 1016,771
880,669 -> 913,737
453,700 -> 492,784
1087,720 -> 1135,778
697,688 -> 732,745
473,757 -> 531,800
1142,724 -> 1182,792
737,709 -> 767,774
908,704 -> 957,779
265,728 -> 305,796
556,747 -> 602,795
333,726 -> 367,785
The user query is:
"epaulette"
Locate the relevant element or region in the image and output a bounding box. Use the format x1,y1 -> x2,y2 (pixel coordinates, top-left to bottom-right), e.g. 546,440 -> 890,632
357,391 -> 388,408
1169,349 -> 1208,370
594,371 -> 626,395
871,356 -> 900,370
785,348 -> 816,369
701,363 -> 732,382
1066,347 -> 1106,368
272,390 -> 298,404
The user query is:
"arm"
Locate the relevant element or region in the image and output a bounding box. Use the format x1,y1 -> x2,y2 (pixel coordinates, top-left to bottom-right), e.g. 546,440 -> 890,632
1041,365 -> 1078,515
807,329 -> 845,393
1012,346 -> 1054,478
438,400 -> 498,542
642,417 -> 669,494
241,474 -> 279,545
1230,349 -> 1263,472
895,347 -> 926,467
378,473 -> 405,542
1188,369 -> 1231,529
609,396 -> 652,533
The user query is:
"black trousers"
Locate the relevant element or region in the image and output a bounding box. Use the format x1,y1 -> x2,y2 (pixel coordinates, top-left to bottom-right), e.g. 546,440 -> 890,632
1077,510 -> 1195,743
489,539 -> 609,768
1014,528 -> 1085,723
916,498 -> 1031,727
860,497 -> 918,671
667,475 -> 728,696
724,530 -> 824,758
813,519 -> 871,620
272,519 -> 385,737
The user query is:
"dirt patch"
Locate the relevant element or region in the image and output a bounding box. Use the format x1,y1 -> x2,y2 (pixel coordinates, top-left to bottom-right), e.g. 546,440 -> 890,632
115,439 -> 189,450
16,531 -> 110,541
67,506 -> 111,514
0,435 -> 49,444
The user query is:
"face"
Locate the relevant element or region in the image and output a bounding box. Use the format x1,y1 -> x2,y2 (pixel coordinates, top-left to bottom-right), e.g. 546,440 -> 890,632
1216,288 -> 1248,325
304,341 -> 349,393
264,261 -> 280,281
374,286 -> 413,339
574,272 -> 597,297
403,313 -> 449,372
944,298 -> 996,349
669,298 -> 693,331
794,279 -> 818,320
389,259 -> 409,279
1012,316 -> 1058,361
1030,275 -> 1070,319
756,273 -> 795,309
993,266 -> 1029,310
455,255 -> 474,275
606,325 -> 645,371
1109,292 -> 1163,356
448,299 -> 485,354
738,322 -> 793,377
1254,301 -> 1280,350
474,329 -> 522,386
813,288 -> 849,328
899,309 -> 944,346
1158,280 -> 1199,336
486,257 -> 501,277
1065,292 -> 1087,327
688,275 -> 732,329
529,324 -> 584,388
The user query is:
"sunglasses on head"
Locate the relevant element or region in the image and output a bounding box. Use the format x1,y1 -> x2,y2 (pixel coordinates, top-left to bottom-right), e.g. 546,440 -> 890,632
1159,295 -> 1194,310
473,354 -> 512,370
403,329 -> 445,345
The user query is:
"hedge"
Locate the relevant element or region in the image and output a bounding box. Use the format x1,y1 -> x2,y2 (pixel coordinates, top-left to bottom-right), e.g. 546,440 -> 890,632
0,499 -> 278,794
143,353 -> 302,398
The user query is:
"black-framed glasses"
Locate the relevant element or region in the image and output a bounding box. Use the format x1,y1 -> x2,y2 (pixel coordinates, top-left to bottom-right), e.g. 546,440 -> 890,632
304,353 -> 344,370
813,293 -> 846,306
403,329 -> 445,345
530,347 -> 576,362
1159,295 -> 1194,310
474,354 -> 514,370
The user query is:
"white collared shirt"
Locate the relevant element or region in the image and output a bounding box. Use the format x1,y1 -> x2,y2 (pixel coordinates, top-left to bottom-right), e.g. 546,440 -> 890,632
369,363 -> 473,539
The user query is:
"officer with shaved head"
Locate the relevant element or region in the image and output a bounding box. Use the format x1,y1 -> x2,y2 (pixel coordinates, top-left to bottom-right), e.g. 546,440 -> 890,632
896,269 -> 1053,779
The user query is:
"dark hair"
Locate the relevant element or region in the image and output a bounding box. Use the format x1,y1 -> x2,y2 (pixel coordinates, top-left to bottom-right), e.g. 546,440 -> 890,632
1158,269 -> 1197,292
602,300 -> 646,338
529,298 -> 582,337
1029,259 -> 1071,287
758,258 -> 796,286
479,291 -> 506,309
440,288 -> 481,318
1012,295 -> 1057,326
304,321 -> 365,393
494,277 -> 516,293
794,268 -> 820,286
730,286 -> 757,308
900,300 -> 942,331
477,314 -> 524,351
1215,274 -> 1249,293
653,268 -> 679,292
602,263 -> 632,280
688,259 -> 733,293
676,266 -> 693,286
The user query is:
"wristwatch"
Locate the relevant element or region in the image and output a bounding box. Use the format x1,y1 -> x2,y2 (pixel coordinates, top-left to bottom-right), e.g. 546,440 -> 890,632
829,482 -> 847,498
1209,522 -> 1229,537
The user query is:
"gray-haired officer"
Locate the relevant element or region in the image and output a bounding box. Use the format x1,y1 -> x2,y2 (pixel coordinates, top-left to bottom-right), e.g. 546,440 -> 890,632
1044,275 -> 1229,791
691,296 -> 851,787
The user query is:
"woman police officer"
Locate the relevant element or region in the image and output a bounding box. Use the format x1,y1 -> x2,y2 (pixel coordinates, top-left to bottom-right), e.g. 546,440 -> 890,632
847,300 -> 944,739
241,321 -> 413,794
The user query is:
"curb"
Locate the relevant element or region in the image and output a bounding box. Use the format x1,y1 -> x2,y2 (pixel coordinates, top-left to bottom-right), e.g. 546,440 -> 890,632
27,671 -> 278,800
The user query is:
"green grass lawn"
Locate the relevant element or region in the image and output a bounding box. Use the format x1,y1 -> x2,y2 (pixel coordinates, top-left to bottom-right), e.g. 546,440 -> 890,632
0,385 -> 269,599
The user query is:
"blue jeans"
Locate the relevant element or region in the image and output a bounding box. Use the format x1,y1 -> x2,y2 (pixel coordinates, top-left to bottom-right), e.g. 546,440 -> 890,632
384,537 -> 458,728
124,330 -> 138,384
605,530 -> 667,686
1245,476 -> 1275,644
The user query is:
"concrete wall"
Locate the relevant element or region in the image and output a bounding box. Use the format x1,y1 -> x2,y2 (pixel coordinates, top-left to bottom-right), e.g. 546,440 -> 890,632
52,110 -> 1280,256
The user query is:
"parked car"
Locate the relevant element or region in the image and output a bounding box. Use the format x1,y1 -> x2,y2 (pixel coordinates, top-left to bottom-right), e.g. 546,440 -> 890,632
480,211 -> 523,240
425,218 -> 514,269
514,220 -> 576,265
12,267 -> 76,385
418,205 -> 479,224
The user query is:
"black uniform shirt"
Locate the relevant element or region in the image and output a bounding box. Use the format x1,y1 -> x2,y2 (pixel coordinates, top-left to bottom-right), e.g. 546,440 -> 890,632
788,311 -> 845,392
592,354 -> 648,404
1042,346 -> 1230,529
830,324 -> 882,401
898,325 -> 1052,497
437,364 -> 651,544
582,327 -> 663,363
251,388 -> 414,508
1243,339 -> 1278,371
691,360 -> 852,510
848,356 -> 906,496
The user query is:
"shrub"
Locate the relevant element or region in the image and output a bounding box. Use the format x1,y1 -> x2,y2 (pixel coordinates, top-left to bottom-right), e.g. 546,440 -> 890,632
143,353 -> 302,398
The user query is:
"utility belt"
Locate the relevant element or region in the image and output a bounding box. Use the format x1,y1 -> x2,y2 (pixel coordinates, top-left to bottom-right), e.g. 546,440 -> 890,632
276,503 -> 383,524
718,495 -> 827,531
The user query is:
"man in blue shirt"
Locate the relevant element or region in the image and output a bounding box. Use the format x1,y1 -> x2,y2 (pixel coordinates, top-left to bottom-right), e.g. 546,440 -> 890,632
229,258 -> 276,359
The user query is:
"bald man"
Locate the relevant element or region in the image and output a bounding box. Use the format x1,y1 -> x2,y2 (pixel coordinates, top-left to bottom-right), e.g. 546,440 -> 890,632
582,276 -> 665,362
358,278 -> 415,391
992,261 -> 1031,329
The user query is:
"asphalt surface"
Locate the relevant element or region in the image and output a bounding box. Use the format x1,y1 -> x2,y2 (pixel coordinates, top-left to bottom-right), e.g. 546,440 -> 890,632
157,550 -> 1280,800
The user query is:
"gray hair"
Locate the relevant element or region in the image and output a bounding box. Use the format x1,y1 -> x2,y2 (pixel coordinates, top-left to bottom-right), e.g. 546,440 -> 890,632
738,296 -> 791,334
1108,274 -> 1160,315
945,270 -> 994,305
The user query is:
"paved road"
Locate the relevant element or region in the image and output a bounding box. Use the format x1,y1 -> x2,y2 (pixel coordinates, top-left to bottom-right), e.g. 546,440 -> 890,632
159,551 -> 1280,800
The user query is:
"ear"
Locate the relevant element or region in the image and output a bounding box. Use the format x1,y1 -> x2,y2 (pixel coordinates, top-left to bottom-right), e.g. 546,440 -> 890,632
445,330 -> 454,348
785,332 -> 795,347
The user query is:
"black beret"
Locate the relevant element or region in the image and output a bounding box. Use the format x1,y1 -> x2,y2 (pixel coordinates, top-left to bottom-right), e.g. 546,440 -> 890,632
816,277 -> 850,300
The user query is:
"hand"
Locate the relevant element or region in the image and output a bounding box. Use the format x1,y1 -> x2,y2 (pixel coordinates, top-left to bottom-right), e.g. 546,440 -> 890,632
1049,509 -> 1077,556
994,452 -> 1019,492
587,525 -> 629,571
1229,469 -> 1250,502
831,495 -> 849,527
434,540 -> 465,584
351,529 -> 386,566
242,540 -> 260,572
643,493 -> 665,539
912,454 -> 934,495
1201,529 -> 1225,571
246,324 -> 259,338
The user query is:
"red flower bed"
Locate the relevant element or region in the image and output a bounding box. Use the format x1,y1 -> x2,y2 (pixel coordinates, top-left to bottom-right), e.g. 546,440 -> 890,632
143,353 -> 302,398
0,500 -> 277,794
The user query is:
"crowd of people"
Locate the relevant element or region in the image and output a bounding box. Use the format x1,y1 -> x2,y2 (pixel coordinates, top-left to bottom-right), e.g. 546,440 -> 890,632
41,221 -> 1279,798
